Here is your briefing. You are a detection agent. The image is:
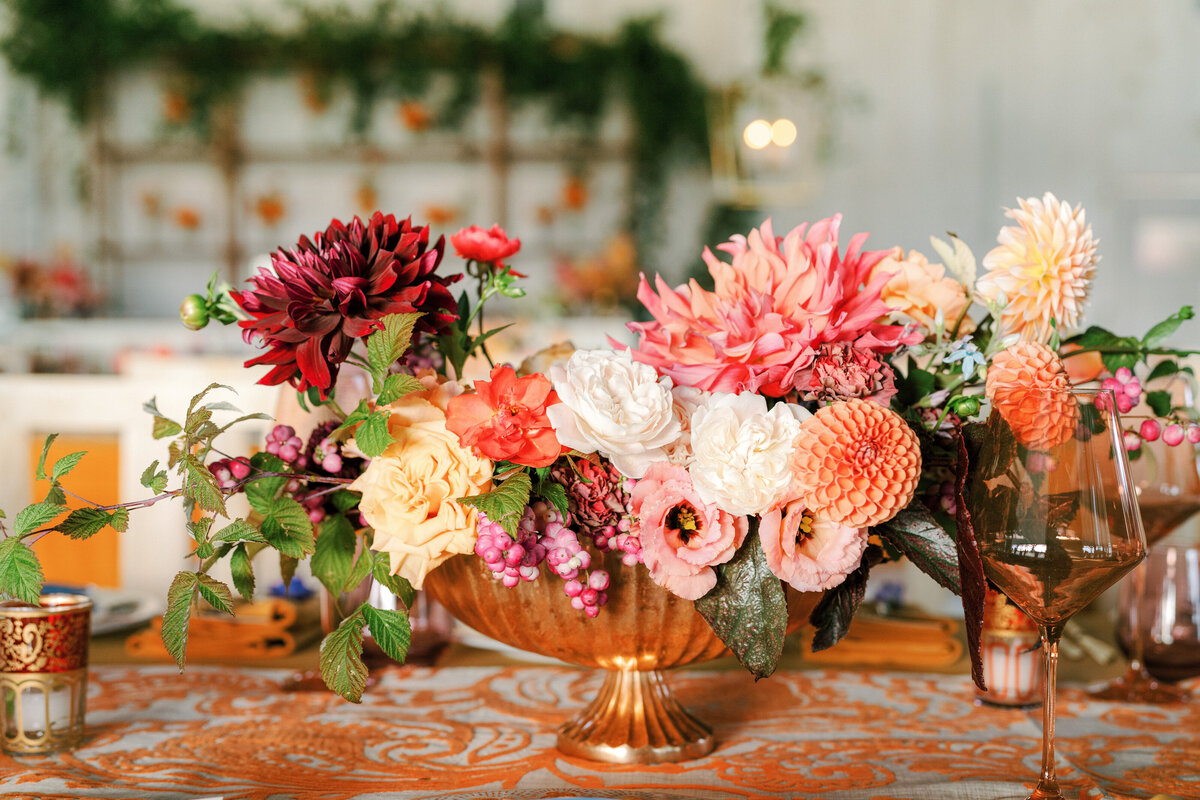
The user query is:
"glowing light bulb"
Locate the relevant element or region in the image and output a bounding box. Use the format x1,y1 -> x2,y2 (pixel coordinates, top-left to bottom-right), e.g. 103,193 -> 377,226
742,119 -> 772,150
771,118 -> 798,147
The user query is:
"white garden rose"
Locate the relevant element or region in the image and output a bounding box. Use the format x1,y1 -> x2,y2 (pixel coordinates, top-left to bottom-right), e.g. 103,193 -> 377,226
545,349 -> 681,479
688,392 -> 810,516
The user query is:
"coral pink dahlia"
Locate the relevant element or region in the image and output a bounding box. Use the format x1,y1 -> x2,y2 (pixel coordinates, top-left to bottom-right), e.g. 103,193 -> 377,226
625,217 -> 921,397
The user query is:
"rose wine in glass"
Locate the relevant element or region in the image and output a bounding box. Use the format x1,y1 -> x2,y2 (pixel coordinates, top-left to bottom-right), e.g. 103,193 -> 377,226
1089,414 -> 1200,703
969,386 -> 1145,800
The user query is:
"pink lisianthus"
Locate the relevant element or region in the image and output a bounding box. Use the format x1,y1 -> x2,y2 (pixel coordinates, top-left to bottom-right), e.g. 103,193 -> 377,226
791,343 -> 898,406
624,217 -> 921,397
759,499 -> 867,592
631,462 -> 748,600
450,224 -> 521,266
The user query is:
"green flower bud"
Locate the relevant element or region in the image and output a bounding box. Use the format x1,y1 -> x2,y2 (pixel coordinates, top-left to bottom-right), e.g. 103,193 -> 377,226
180,294 -> 210,330
948,395 -> 981,418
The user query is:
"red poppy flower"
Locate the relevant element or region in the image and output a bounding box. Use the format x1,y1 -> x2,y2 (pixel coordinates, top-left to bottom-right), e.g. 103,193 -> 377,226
233,212 -> 459,398
450,224 -> 521,266
445,365 -> 563,468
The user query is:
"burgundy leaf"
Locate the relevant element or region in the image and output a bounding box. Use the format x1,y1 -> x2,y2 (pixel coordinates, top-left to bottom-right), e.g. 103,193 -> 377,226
955,427 -> 988,691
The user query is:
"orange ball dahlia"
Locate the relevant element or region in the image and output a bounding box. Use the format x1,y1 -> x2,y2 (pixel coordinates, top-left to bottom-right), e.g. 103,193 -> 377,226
985,342 -> 1077,450
789,399 -> 922,528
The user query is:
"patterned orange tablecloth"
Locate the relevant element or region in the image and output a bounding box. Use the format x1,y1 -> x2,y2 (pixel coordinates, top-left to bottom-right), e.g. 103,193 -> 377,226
1,665 -> 1197,800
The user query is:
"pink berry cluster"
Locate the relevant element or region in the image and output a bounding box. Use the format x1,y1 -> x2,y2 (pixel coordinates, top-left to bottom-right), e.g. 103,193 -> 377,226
590,519 -> 642,566
474,504 -> 611,617
310,435 -> 343,473
209,457 -> 252,491
265,424 -> 307,467
1124,417 -> 1200,453
1100,368 -> 1142,414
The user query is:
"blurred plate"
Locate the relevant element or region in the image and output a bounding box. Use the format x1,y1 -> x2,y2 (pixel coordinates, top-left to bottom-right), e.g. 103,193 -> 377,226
42,583 -> 161,636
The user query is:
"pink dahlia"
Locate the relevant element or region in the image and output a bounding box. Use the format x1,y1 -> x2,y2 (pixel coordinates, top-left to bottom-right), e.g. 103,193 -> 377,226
625,217 -> 921,396
234,213 -> 460,398
632,462 -> 749,600
759,499 -> 867,592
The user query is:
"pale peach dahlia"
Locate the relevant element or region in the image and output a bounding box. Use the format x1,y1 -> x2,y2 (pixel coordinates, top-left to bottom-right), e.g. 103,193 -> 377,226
977,193 -> 1097,343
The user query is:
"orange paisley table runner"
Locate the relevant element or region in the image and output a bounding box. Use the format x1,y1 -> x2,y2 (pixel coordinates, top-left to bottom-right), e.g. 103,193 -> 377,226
1,665 -> 1196,800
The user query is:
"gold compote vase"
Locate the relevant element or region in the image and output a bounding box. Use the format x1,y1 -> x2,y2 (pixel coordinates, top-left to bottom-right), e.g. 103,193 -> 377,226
424,546 -> 818,764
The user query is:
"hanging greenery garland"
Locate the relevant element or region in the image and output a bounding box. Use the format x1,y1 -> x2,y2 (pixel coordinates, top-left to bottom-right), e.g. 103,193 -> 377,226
1,0 -> 711,257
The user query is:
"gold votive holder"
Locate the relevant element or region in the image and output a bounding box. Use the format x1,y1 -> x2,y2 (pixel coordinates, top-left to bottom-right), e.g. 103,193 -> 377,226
976,587 -> 1043,708
1,593 -> 92,754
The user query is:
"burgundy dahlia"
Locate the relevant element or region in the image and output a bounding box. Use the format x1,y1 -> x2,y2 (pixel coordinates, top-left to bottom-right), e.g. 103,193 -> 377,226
233,212 -> 460,397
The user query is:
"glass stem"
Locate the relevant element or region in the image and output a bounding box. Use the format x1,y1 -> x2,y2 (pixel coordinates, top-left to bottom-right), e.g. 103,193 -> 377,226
1126,561 -> 1147,675
1032,624 -> 1064,800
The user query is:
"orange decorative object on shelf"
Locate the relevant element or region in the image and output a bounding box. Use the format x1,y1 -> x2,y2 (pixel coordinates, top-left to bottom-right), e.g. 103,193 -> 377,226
173,207 -> 202,230
354,181 -> 378,216
254,193 -> 287,227
162,90 -> 191,125
562,175 -> 589,210
423,204 -> 459,226
398,100 -> 433,131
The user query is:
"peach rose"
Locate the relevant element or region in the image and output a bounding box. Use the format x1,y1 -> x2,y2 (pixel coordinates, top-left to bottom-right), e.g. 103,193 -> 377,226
871,247 -> 974,335
349,380 -> 493,589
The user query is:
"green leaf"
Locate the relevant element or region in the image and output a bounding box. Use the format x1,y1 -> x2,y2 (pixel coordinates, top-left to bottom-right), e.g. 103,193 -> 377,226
344,546 -> 373,593
43,485 -> 66,506
260,498 -> 316,557
167,441 -> 185,469
1143,305 -> 1195,349
371,554 -> 416,609
0,536 -> 44,603
230,544 -> 255,602
694,527 -> 788,679
1146,359 -> 1181,383
187,517 -> 214,544
153,416 -> 183,439
34,434 -> 59,481
376,372 -> 425,406
319,611 -> 368,703
15,502 -> 66,537
182,456 -> 227,515
279,554 -> 299,591
331,400 -> 372,442
212,519 -> 266,544
311,515 -> 357,596
330,490 -> 361,513
161,571 -> 198,668
535,479 -> 570,521
873,501 -> 961,595
367,312 -> 422,390
50,451 -> 86,484
354,409 -> 394,458
184,408 -> 213,439
187,382 -> 234,418
143,397 -> 164,417
895,366 -> 937,409
362,604 -> 411,663
1145,390 -> 1174,418
809,545 -> 880,652
244,454 -> 287,514
60,507 -> 117,540
196,573 -> 234,614
1065,325 -> 1122,350
457,470 -> 532,539
108,507 -> 130,533
141,461 -> 169,493
202,400 -> 241,412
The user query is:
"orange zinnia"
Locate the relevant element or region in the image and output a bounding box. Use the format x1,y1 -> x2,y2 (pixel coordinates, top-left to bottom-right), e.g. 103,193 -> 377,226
985,342 -> 1077,451
445,364 -> 564,468
790,399 -> 922,528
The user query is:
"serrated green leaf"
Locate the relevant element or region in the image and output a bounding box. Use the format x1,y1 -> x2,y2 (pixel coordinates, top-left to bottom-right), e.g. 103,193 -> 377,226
457,471 -> 531,539
143,397 -> 164,417
184,408 -> 213,438
259,498 -> 316,557
230,544 -> 255,602
362,604 -> 411,664
50,451 -> 86,484
344,546 -> 373,593
366,312 -> 422,391
809,545 -> 881,652
35,434 -> 59,481
188,516 -> 214,543
182,456 -> 226,515
43,485 -> 66,506
331,400 -> 372,442
108,507 -> 130,533
187,382 -> 234,418
873,501 -> 961,595
59,507 -> 116,540
192,541 -> 215,559
1143,305 -> 1195,349
153,416 -> 183,439
535,480 -> 570,521
167,441 -> 185,469
0,536 -> 44,603
212,519 -> 266,544
161,571 -> 198,668
376,373 -> 425,406
141,461 -> 169,493
244,454 -> 287,515
15,502 -> 66,537
311,515 -> 357,596
354,410 -> 394,458
371,554 -> 416,608
694,527 -> 788,679
1145,389 -> 1174,418
196,573 -> 234,614
319,611 -> 368,703
279,554 -> 299,591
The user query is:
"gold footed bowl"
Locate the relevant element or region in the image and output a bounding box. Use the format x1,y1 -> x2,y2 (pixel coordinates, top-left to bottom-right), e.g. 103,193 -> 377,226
423,548 -> 819,764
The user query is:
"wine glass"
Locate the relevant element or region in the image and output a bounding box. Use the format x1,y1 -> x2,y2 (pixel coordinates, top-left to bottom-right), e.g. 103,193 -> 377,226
969,386 -> 1145,800
1088,411 -> 1200,702
1119,539 -> 1200,687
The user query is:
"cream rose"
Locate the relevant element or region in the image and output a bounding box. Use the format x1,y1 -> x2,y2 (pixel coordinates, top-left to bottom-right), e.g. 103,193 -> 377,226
349,386 -> 493,589
870,247 -> 974,335
545,349 -> 680,479
687,392 -> 809,516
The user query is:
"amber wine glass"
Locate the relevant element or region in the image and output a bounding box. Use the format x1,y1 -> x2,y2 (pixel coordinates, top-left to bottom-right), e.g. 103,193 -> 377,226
969,386 -> 1145,800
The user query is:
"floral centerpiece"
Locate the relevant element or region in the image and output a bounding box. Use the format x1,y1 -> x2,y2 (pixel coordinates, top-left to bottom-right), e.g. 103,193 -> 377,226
1,196 -> 1196,705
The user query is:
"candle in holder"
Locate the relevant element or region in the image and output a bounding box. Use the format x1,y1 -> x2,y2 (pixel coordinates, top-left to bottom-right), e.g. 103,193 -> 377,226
1,593 -> 92,754
975,587 -> 1043,708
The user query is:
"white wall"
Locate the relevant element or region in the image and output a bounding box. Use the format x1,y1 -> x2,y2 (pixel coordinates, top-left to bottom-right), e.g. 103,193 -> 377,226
2,0 -> 1199,340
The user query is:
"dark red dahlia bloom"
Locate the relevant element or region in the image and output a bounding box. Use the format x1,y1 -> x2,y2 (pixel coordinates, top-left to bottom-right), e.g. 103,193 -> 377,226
233,213 -> 460,397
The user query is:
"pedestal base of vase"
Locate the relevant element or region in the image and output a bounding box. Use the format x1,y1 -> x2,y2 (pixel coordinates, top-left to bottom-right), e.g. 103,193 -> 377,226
1087,665 -> 1191,704
556,668 -> 714,764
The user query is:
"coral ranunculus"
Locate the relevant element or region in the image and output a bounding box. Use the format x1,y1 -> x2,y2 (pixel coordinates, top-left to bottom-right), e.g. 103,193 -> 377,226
450,224 -> 521,265
632,462 -> 749,600
789,399 -> 922,528
759,500 -> 867,592
234,213 -> 459,398
445,364 -> 563,468
626,217 -> 922,396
